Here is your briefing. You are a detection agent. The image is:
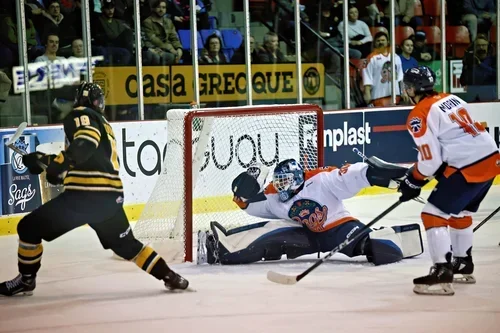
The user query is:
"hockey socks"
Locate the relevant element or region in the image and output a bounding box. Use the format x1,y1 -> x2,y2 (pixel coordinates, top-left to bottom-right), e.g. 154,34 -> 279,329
134,246 -> 169,279
17,240 -> 43,276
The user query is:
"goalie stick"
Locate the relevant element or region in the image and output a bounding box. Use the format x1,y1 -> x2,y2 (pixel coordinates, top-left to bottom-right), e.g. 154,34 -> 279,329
267,200 -> 402,285
4,122 -> 47,169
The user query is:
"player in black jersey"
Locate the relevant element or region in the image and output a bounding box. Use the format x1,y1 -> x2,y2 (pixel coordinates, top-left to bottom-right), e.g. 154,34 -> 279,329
0,82 -> 189,296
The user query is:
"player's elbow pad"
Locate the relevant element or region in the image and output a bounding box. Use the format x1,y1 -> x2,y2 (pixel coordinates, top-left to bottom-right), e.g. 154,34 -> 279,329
66,139 -> 98,165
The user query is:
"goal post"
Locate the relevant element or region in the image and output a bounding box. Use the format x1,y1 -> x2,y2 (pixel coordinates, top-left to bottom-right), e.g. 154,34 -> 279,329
132,104 -> 324,262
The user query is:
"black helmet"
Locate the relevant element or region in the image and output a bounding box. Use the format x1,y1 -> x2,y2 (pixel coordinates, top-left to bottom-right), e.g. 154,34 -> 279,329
403,66 -> 436,93
74,82 -> 105,112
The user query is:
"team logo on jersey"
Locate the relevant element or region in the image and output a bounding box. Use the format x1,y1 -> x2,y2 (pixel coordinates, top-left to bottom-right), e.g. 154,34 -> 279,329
288,199 -> 328,232
409,117 -> 423,133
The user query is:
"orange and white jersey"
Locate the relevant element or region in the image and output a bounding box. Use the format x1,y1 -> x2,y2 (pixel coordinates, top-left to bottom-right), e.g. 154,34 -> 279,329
236,163 -> 371,233
362,47 -> 404,100
407,93 -> 500,183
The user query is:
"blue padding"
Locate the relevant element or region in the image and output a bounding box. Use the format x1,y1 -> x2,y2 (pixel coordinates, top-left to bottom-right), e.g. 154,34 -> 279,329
369,238 -> 403,265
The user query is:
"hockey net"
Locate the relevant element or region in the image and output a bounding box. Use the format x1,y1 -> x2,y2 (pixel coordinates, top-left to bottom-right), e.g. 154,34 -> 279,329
132,104 -> 324,262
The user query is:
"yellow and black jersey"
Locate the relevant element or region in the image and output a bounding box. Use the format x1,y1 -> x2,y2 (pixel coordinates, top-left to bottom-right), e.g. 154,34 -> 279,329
61,106 -> 123,193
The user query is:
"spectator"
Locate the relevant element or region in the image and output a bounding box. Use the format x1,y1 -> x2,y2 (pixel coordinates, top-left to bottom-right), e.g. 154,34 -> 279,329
92,0 -> 133,66
411,30 -> 440,62
362,31 -> 406,106
0,70 -> 12,108
166,0 -> 210,31
462,0 -> 496,41
69,38 -> 84,58
257,32 -> 288,64
199,34 -> 228,64
231,36 -> 258,64
380,0 -> 423,31
37,0 -> 78,51
460,33 -> 496,86
338,6 -> 373,58
143,0 -> 183,65
310,1 -> 362,75
35,33 -> 65,62
274,0 -> 310,42
398,37 -> 418,72
0,5 -> 40,65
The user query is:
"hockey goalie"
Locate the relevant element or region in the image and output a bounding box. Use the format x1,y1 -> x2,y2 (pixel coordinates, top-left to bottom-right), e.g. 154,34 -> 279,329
198,157 -> 424,265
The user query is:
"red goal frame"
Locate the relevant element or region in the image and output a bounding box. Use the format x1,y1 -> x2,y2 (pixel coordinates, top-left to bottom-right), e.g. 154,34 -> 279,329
182,104 -> 324,261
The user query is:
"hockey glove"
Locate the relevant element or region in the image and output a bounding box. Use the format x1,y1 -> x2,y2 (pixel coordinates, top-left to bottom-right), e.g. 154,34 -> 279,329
232,172 -> 261,201
22,152 -> 55,175
398,169 -> 428,202
46,151 -> 73,185
231,164 -> 269,201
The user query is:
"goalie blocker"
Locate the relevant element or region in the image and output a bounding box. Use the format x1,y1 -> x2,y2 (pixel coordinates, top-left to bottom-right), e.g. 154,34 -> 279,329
198,220 -> 423,265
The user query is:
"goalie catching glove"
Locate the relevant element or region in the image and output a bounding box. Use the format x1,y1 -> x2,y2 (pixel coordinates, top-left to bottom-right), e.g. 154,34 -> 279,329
232,164 -> 269,204
398,166 -> 429,202
45,151 -> 74,185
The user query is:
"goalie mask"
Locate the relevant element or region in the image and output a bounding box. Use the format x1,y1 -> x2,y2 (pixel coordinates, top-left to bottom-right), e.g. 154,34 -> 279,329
272,159 -> 305,202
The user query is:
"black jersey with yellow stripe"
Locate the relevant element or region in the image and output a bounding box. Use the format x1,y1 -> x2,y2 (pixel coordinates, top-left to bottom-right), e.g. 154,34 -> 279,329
62,106 -> 123,193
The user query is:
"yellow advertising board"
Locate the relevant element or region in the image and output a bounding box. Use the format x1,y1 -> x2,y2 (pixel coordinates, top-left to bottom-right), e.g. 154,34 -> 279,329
93,63 -> 324,106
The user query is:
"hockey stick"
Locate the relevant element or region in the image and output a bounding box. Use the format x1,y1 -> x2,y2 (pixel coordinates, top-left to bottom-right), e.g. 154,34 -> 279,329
352,148 -> 426,204
473,205 -> 500,233
4,122 -> 47,169
5,122 -> 27,154
267,200 -> 402,285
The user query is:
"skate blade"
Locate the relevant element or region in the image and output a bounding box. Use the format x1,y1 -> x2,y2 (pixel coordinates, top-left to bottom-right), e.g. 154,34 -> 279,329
453,274 -> 476,284
0,290 -> 34,297
413,283 -> 455,296
165,287 -> 196,293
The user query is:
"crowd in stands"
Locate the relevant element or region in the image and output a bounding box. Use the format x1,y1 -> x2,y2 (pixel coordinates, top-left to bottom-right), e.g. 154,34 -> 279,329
0,0 -> 497,116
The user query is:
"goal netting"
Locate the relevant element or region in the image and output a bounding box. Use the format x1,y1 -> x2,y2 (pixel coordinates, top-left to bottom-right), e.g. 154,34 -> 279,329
132,104 -> 324,262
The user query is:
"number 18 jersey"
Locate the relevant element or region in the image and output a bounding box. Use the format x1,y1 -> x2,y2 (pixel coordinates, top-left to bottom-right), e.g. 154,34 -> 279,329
62,106 -> 123,193
407,93 -> 500,183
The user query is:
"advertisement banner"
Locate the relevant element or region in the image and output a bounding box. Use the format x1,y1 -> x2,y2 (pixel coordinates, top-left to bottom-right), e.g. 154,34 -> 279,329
450,60 -> 465,93
93,63 -> 325,106
322,111 -> 366,166
1,134 -> 43,214
364,109 -> 416,163
422,61 -> 443,92
0,121 -> 171,214
12,56 -> 104,94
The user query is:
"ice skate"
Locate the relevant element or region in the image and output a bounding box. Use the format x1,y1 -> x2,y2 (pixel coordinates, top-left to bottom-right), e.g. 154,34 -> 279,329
163,270 -> 189,291
413,262 -> 454,296
452,248 -> 476,284
0,274 -> 36,297
197,230 -> 208,264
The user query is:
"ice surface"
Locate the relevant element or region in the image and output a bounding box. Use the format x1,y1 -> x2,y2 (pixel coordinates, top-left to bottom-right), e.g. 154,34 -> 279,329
1,189 -> 499,333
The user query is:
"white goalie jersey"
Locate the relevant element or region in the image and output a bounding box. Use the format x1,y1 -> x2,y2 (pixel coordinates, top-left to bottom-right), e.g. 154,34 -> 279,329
234,163 -> 371,232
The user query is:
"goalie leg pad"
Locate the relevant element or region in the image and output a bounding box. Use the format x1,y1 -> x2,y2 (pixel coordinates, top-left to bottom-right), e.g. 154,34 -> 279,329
208,220 -> 318,265
315,220 -> 371,257
366,223 -> 423,265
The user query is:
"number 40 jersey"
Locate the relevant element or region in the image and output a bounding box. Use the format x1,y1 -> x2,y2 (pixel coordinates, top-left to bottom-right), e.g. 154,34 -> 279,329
62,106 -> 123,194
406,93 -> 500,183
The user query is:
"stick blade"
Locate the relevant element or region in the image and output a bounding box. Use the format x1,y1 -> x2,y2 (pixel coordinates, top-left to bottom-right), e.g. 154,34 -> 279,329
267,270 -> 298,285
5,122 -> 28,147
